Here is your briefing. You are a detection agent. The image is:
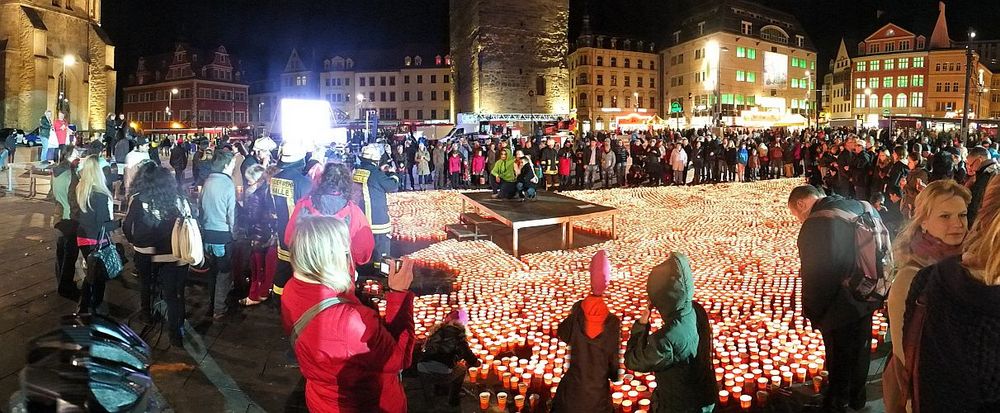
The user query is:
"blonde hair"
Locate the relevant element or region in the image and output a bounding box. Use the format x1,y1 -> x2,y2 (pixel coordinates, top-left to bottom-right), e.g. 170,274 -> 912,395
963,177 -> 1000,285
290,215 -> 353,293
894,180 -> 971,262
76,156 -> 112,213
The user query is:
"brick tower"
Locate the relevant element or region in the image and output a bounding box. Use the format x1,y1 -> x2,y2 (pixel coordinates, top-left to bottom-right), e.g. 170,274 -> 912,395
0,0 -> 116,131
450,0 -> 569,118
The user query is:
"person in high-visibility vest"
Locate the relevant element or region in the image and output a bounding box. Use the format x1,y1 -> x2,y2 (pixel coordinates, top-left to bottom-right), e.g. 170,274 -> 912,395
270,142 -> 312,298
353,144 -> 398,261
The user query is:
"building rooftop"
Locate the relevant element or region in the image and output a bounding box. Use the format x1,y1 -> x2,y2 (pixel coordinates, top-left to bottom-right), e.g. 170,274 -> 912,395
667,0 -> 817,52
127,43 -> 245,87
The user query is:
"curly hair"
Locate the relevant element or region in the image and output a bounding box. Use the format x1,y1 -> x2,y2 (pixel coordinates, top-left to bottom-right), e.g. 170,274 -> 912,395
314,162 -> 353,197
129,166 -> 181,221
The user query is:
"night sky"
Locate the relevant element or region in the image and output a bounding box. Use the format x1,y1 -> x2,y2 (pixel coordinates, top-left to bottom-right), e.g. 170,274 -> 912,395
102,0 -> 997,85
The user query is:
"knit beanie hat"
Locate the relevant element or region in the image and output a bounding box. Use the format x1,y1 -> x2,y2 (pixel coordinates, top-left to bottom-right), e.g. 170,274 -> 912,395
445,308 -> 469,326
589,250 -> 611,296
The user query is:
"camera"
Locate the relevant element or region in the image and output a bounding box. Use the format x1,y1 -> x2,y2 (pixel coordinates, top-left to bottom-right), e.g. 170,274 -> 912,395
379,257 -> 402,276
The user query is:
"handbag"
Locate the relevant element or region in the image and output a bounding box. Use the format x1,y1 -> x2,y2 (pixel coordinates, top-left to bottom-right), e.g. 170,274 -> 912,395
87,227 -> 123,280
171,198 -> 205,266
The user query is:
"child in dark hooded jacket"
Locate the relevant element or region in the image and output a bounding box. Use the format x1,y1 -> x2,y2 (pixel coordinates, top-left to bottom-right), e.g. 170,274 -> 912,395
552,250 -> 621,413
417,309 -> 480,407
625,252 -> 717,413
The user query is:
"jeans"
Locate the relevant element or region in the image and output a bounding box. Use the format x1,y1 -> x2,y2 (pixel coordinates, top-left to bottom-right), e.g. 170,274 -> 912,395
673,169 -> 685,185
585,165 -> 600,188
433,167 -> 445,189
602,168 -> 615,189
39,137 -> 49,161
516,182 -> 536,199
157,262 -> 188,338
206,243 -> 232,316
450,172 -> 461,189
615,164 -> 626,186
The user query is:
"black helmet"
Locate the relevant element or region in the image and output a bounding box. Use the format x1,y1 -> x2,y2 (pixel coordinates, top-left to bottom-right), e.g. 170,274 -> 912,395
19,314 -> 155,412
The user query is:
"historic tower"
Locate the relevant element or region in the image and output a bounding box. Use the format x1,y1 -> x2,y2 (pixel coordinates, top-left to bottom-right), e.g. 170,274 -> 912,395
0,0 -> 116,131
450,0 -> 569,117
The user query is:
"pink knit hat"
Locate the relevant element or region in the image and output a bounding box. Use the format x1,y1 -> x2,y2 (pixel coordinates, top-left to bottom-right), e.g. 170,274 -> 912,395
589,250 -> 612,296
445,308 -> 469,326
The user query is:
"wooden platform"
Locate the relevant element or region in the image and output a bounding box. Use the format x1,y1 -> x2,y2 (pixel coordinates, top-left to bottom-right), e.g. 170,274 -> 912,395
458,191 -> 618,257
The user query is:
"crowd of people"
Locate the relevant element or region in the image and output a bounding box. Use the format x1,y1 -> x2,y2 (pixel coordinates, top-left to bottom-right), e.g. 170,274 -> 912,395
40,122 -> 1000,412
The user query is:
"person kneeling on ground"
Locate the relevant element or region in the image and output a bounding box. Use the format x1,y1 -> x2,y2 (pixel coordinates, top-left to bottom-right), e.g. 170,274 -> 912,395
416,308 -> 481,408
491,148 -> 517,199
516,155 -> 539,201
624,252 -> 717,412
552,250 -> 621,412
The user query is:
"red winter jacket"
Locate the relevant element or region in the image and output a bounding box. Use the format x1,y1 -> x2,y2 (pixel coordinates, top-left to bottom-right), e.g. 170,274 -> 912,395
282,278 -> 415,413
285,195 -> 374,268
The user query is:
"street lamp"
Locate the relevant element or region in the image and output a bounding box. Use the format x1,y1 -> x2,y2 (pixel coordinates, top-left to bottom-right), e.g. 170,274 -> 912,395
166,88 -> 179,124
258,102 -> 264,124
58,55 -> 76,114
864,87 -> 873,127
961,29 -> 976,143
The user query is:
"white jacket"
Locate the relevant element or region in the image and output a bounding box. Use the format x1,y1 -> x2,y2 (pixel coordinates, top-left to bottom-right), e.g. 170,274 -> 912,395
670,148 -> 688,171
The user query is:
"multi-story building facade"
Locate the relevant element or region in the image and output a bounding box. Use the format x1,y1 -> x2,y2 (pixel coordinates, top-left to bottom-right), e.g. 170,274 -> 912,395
660,0 -> 818,128
568,15 -> 659,132
450,0 -> 569,117
320,52 -> 452,122
248,78 -> 280,133
850,24 -> 930,123
122,44 -> 249,132
0,0 -> 116,132
826,40 -> 856,124
250,48 -> 454,135
828,2 -> 996,128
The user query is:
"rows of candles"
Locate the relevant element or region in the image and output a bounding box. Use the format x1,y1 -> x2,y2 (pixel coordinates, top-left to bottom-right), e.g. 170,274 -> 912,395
391,180 -> 888,410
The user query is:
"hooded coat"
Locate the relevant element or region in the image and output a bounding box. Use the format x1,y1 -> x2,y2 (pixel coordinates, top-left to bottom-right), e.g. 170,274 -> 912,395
624,253 -> 717,413
551,299 -> 621,413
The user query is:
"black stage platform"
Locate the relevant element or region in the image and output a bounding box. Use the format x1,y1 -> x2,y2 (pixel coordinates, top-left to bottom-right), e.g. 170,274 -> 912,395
459,191 -> 618,256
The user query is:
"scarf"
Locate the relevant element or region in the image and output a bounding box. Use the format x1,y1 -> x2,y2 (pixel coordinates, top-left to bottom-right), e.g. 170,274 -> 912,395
911,230 -> 963,263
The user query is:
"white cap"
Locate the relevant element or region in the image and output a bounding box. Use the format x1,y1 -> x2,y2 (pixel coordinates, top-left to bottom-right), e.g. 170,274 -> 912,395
280,142 -> 308,163
253,137 -> 277,152
361,144 -> 382,161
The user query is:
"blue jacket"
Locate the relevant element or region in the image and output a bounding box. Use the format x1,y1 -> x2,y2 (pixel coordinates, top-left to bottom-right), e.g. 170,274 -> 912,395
352,161 -> 398,235
737,148 -> 749,165
200,172 -> 236,243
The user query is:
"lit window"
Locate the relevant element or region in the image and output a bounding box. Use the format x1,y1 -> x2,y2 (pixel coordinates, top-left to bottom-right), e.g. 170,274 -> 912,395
884,59 -> 894,70
898,58 -> 909,69
856,61 -> 866,72
870,60 -> 879,71
883,77 -> 893,88
913,57 -> 925,68
882,94 -> 892,108
897,76 -> 908,87
896,93 -> 907,107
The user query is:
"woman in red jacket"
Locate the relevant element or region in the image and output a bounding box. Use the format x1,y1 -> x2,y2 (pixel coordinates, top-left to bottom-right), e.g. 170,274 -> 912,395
284,163 -> 375,273
282,215 -> 416,413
